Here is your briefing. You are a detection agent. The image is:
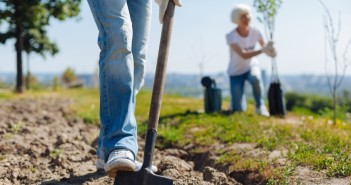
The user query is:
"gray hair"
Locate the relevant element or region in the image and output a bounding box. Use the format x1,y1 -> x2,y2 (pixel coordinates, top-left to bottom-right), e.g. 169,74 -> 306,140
231,4 -> 252,24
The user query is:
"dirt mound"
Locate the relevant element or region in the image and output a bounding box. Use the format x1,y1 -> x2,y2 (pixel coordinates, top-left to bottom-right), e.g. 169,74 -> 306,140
0,96 -> 240,185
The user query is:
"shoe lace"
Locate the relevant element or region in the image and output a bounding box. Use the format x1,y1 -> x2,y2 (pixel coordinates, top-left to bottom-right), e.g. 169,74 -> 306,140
113,150 -> 134,161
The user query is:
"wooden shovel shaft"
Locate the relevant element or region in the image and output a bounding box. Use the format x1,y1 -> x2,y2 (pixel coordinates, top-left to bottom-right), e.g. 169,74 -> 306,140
147,1 -> 175,131
140,1 -> 176,171
114,2 -> 177,183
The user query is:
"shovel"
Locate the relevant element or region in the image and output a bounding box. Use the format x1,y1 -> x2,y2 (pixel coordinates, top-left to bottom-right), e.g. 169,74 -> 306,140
114,1 -> 176,185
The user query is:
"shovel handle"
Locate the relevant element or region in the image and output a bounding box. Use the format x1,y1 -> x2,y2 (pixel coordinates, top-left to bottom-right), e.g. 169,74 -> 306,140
147,1 -> 175,131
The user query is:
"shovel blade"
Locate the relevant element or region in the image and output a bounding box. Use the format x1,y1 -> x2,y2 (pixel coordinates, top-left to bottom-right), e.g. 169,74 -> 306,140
114,168 -> 173,185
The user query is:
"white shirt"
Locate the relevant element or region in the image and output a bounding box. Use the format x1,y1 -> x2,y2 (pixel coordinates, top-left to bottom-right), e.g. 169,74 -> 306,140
226,27 -> 263,76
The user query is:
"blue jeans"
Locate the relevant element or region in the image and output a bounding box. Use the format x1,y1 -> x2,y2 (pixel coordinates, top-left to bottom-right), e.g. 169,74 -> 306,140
229,68 -> 265,112
87,0 -> 152,161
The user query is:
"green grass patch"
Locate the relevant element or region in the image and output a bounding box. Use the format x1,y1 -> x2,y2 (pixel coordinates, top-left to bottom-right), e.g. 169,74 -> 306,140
155,104 -> 351,180
0,91 -> 15,100
266,164 -> 296,185
50,149 -> 62,159
29,166 -> 38,173
157,112 -> 297,150
11,121 -> 23,134
60,88 -> 100,124
216,151 -> 269,172
288,121 -> 351,177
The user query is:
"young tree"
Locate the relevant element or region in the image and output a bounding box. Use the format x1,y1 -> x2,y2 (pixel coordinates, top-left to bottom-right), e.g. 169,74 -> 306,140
319,0 -> 351,124
190,39 -> 208,78
53,76 -> 60,91
0,0 -> 81,93
253,0 -> 283,40
24,72 -> 41,90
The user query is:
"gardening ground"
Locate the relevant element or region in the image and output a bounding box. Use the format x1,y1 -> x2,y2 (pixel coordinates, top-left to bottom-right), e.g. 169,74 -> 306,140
0,89 -> 351,185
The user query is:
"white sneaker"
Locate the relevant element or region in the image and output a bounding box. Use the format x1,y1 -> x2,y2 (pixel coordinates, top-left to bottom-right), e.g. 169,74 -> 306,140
256,105 -> 270,117
104,149 -> 137,178
96,156 -> 158,174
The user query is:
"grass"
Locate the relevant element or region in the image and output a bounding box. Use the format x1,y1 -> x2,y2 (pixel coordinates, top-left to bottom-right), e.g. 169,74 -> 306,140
2,88 -> 351,183
152,95 -> 351,182
50,149 -> 62,159
11,121 -> 23,134
0,90 -> 15,100
29,167 -> 37,173
157,110 -> 351,182
60,88 -> 100,124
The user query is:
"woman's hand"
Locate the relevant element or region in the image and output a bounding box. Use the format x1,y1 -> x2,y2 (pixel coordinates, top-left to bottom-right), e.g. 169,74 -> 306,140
262,41 -> 277,58
155,0 -> 182,24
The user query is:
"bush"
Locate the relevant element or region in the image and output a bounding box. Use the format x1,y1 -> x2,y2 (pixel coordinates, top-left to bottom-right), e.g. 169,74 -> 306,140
286,92 -> 333,114
309,96 -> 333,113
62,67 -> 77,84
24,73 -> 43,90
285,92 -> 306,111
340,90 -> 351,113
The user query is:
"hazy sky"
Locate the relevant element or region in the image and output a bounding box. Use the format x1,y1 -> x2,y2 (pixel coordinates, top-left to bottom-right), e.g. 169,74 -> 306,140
1,0 -> 351,75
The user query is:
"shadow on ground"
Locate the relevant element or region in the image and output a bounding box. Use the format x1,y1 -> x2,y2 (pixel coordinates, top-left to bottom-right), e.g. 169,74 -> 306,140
39,170 -> 106,185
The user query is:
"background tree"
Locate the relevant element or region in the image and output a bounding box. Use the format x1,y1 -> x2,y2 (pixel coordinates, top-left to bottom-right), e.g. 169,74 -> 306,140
0,0 -> 81,93
319,0 -> 351,124
23,25 -> 59,89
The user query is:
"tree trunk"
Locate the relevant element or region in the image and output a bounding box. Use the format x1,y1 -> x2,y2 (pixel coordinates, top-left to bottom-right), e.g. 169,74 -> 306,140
14,0 -> 24,93
26,54 -> 30,90
333,91 -> 337,125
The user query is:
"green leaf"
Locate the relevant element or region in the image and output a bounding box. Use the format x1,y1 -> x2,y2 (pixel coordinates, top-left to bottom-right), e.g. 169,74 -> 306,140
253,0 -> 283,38
0,0 -> 81,57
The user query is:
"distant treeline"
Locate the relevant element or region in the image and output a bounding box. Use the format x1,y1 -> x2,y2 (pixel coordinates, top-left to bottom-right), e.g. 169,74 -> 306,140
1,73 -> 351,97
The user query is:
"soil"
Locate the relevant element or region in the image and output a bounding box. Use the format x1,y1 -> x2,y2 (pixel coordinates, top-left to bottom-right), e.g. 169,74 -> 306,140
1,96 -> 350,185
0,96 -> 239,185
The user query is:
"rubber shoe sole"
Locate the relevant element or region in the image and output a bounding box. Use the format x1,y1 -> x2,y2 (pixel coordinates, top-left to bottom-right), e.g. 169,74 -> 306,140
105,158 -> 137,178
96,158 -> 158,174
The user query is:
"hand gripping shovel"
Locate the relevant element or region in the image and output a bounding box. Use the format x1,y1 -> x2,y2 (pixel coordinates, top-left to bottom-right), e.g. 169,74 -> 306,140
114,1 -> 176,185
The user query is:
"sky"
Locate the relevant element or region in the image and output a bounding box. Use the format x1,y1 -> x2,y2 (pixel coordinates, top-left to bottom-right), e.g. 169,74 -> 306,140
1,0 -> 351,76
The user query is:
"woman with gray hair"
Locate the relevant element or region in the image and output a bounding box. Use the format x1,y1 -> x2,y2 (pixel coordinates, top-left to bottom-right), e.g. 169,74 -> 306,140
226,4 -> 276,116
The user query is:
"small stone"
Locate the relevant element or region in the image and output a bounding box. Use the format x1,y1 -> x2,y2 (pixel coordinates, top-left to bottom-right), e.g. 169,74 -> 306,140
3,163 -> 11,167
